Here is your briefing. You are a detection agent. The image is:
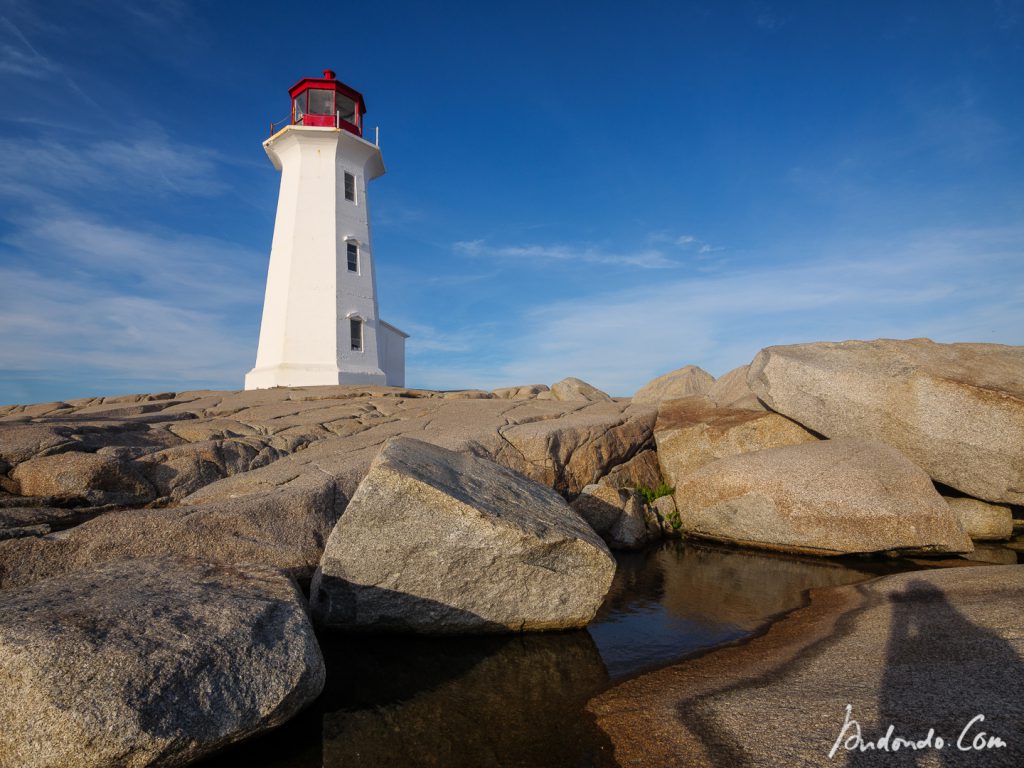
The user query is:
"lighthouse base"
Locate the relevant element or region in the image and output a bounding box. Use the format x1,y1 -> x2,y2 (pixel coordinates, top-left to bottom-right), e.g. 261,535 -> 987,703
244,363 -> 387,390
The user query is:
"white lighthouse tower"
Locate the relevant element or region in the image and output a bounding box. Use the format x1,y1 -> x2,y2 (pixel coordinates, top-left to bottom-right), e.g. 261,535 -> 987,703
245,69 -> 407,390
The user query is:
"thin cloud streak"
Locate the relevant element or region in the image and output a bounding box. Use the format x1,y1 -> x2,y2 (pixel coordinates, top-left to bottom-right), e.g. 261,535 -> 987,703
454,239 -> 679,269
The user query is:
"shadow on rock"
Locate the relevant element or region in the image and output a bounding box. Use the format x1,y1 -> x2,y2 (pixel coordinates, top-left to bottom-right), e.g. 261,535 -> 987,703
848,580 -> 1024,768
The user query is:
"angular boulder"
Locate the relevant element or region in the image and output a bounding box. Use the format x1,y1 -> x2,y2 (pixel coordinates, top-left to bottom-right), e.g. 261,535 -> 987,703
311,437 -> 615,633
0,558 -> 324,768
655,398 -> 817,487
748,339 -> 1024,504
674,438 -> 973,556
550,377 -> 612,402
945,496 -> 1014,541
570,484 -> 661,550
632,365 -> 715,403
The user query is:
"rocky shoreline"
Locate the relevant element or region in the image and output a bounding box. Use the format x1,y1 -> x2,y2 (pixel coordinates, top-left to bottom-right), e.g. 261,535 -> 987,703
0,338 -> 1021,766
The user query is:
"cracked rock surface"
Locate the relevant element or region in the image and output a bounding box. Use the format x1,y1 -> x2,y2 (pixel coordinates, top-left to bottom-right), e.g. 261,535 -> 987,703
0,385 -> 655,588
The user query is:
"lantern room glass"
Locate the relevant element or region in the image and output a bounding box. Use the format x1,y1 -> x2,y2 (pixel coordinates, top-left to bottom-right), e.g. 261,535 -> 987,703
307,89 -> 334,116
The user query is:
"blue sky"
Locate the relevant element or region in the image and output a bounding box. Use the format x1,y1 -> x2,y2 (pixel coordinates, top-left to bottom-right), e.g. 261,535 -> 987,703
1,0 -> 1022,403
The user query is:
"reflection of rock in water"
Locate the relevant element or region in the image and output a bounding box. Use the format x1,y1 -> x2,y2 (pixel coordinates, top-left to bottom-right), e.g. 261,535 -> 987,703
658,540 -> 875,630
322,631 -> 613,768
592,546 -> 667,620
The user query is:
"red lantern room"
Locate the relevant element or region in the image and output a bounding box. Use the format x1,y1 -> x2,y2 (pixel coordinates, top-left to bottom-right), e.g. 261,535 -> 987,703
288,69 -> 366,137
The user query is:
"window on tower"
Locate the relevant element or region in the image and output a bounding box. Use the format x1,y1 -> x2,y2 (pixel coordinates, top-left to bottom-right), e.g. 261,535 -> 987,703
344,172 -> 356,202
350,318 -> 363,352
347,241 -> 359,272
336,93 -> 356,124
293,93 -> 306,123
308,88 -> 334,116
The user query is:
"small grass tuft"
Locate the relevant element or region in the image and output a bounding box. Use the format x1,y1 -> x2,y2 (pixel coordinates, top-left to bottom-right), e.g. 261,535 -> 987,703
635,483 -> 675,505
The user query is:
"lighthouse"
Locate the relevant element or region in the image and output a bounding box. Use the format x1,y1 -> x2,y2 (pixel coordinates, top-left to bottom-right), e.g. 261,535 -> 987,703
245,70 -> 407,390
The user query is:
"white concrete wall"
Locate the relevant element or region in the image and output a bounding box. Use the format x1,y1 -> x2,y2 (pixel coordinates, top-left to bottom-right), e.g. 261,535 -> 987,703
246,125 -> 399,389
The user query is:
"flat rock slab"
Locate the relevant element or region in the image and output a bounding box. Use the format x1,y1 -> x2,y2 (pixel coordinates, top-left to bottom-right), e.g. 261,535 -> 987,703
748,338 -> 1024,505
311,437 -> 616,633
674,437 -> 973,556
589,564 -> 1024,767
0,557 -> 324,768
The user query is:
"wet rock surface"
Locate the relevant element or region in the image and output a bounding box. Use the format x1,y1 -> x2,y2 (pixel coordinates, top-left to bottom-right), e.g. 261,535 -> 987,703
590,564 -> 1024,767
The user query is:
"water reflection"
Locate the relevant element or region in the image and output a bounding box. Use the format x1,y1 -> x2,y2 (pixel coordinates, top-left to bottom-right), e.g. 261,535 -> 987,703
201,539 -> 907,767
588,540 -> 882,679
322,632 -> 613,768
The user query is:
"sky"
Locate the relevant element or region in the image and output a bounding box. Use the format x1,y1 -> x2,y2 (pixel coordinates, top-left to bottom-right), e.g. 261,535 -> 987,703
0,0 -> 1022,404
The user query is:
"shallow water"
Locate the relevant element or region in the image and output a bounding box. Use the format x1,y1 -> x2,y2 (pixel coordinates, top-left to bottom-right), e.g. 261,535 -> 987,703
202,539 -> 1018,767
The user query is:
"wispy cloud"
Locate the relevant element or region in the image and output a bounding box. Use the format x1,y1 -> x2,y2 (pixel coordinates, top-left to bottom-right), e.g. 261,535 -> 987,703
454,239 -> 678,269
0,266 -> 254,392
0,16 -> 59,77
2,211 -> 260,304
0,136 -> 227,199
410,226 -> 1024,395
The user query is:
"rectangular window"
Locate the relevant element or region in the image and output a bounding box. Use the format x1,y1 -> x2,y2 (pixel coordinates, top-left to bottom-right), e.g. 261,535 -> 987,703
344,172 -> 356,202
308,88 -> 334,116
350,318 -> 363,352
293,93 -> 306,123
347,241 -> 358,272
336,93 -> 356,124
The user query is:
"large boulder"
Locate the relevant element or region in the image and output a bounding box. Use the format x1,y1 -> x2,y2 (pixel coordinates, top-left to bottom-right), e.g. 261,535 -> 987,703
674,438 -> 973,556
550,377 -> 612,402
748,339 -> 1024,505
632,365 -> 715,403
945,496 -> 1014,541
0,558 -> 324,768
570,483 -> 661,550
655,398 -> 817,487
0,473 -> 342,589
311,437 -> 615,633
10,451 -> 154,506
